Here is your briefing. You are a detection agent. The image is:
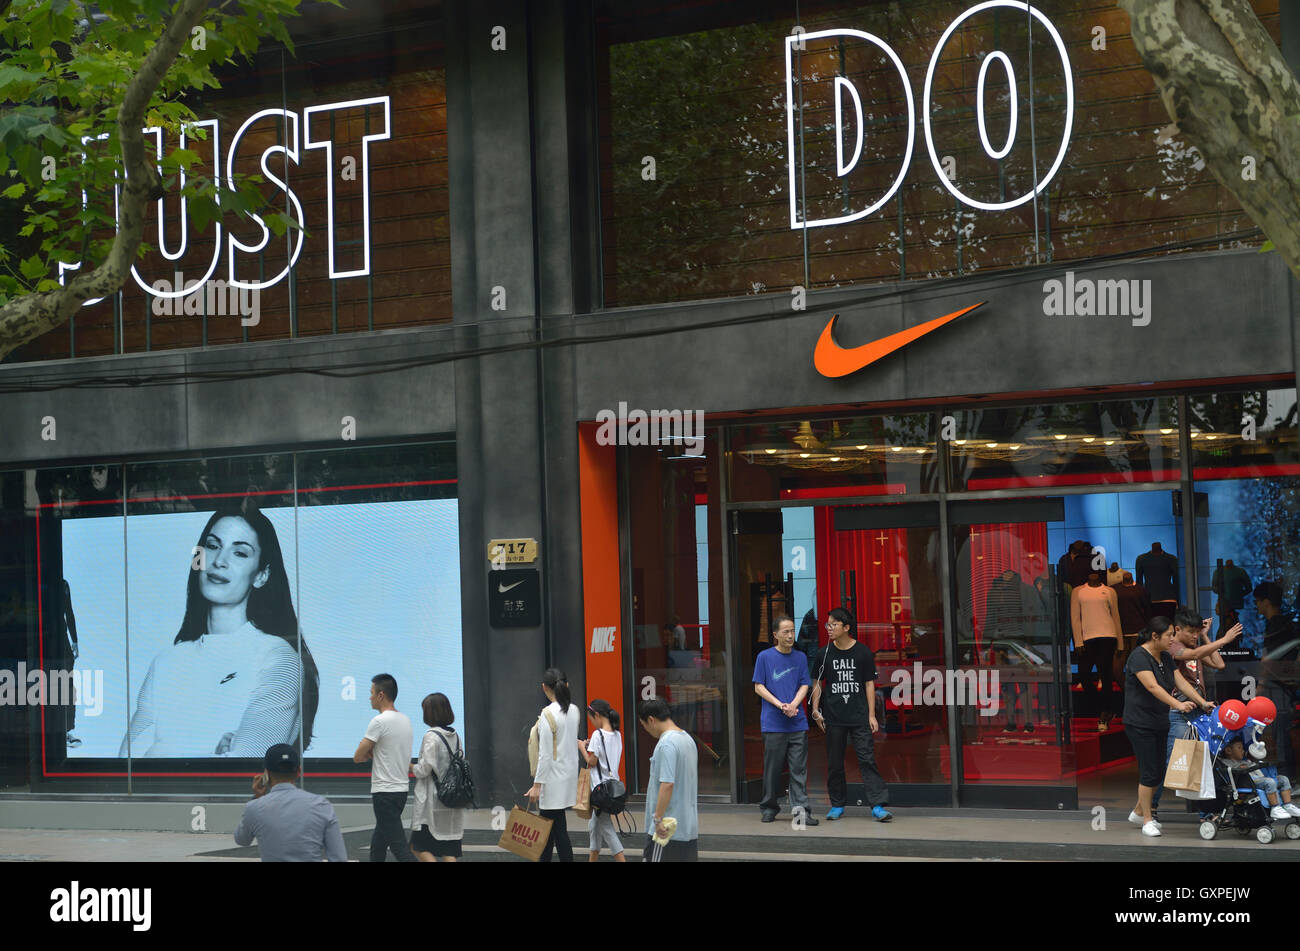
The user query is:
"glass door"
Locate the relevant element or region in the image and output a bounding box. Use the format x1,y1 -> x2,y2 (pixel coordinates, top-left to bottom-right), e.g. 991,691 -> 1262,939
948,499 -> 1075,807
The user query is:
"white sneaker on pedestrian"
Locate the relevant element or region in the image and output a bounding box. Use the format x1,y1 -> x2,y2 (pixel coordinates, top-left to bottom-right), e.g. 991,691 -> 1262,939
1128,810 -> 1144,826
1141,821 -> 1161,837
1284,803 -> 1300,818
1270,805 -> 1291,820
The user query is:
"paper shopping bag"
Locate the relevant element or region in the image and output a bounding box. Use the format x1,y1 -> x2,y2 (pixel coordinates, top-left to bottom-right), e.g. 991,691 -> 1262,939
575,767 -> 592,819
1176,741 -> 1215,799
498,803 -> 553,861
1164,737 -> 1205,791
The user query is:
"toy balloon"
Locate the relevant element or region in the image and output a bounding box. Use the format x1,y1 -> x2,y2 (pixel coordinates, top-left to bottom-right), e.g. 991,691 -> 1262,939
1245,696 -> 1277,726
1218,700 -> 1247,729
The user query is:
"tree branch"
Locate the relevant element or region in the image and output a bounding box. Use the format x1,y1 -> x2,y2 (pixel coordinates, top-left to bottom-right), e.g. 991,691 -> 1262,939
1119,0 -> 1300,280
0,0 -> 210,360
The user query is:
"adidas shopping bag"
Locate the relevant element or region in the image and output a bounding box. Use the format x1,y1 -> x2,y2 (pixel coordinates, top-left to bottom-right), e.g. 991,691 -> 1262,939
1163,737 -> 1205,791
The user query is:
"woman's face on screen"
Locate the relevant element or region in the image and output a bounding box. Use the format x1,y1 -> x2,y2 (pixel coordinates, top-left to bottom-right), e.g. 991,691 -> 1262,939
198,516 -> 269,605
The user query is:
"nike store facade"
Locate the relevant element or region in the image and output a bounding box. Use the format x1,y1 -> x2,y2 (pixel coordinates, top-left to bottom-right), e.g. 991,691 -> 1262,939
1,0 -> 1298,819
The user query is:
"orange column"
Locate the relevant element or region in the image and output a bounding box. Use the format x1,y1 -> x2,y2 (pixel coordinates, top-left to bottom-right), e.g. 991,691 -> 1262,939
578,423 -> 626,781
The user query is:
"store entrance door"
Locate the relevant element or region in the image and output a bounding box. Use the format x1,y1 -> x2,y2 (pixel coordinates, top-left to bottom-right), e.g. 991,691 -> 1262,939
947,499 -> 1076,808
733,502 -> 953,809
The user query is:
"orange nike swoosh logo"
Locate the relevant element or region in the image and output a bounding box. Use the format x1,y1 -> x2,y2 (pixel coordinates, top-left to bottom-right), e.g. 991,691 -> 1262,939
813,302 -> 988,378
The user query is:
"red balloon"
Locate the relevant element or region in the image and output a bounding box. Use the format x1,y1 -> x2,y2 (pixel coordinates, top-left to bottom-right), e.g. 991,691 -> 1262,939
1246,696 -> 1277,726
1218,700 -> 1247,729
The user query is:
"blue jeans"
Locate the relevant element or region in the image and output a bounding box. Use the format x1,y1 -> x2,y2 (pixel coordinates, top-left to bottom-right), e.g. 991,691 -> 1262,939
1151,710 -> 1193,814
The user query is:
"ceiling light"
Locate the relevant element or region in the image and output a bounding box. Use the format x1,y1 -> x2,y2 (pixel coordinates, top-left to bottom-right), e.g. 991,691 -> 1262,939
1054,434 -> 1067,441
986,442 -> 997,448
1160,428 -> 1173,435
1104,440 -> 1115,445
1082,437 -> 1095,443
856,444 -> 867,451
799,452 -> 810,458
829,456 -> 841,462
891,447 -> 901,453
954,439 -> 968,445
765,448 -> 776,454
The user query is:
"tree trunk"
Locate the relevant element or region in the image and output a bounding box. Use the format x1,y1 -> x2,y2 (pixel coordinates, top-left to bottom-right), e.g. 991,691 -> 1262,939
1120,0 -> 1300,281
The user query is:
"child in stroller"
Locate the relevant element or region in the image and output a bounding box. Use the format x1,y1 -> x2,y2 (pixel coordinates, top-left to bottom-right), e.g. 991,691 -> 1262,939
1196,712 -> 1300,844
1222,738 -> 1300,820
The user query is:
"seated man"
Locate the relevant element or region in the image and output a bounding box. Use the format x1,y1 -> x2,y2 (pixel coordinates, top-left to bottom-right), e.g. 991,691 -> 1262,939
234,744 -> 348,862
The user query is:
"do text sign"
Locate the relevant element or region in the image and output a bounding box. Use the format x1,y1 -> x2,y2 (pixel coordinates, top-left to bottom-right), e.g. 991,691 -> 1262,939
786,0 -> 1073,228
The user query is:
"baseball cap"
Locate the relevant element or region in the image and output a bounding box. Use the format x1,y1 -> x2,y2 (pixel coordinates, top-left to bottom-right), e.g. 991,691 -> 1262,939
264,744 -> 300,774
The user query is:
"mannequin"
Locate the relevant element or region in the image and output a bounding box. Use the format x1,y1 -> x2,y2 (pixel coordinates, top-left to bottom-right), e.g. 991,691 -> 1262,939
1135,542 -> 1179,615
1106,561 -> 1124,587
1071,571 -> 1122,729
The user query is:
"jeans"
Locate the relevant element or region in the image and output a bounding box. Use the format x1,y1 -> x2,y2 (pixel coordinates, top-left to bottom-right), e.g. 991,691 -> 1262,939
760,730 -> 809,814
539,808 -> 572,862
826,723 -> 888,808
370,791 -> 416,862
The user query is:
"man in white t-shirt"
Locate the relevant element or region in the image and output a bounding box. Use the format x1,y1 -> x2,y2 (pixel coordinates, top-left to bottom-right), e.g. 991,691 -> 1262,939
353,673 -> 416,862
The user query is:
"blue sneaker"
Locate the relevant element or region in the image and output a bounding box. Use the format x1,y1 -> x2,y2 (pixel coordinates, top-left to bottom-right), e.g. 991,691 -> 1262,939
826,806 -> 845,820
872,805 -> 893,822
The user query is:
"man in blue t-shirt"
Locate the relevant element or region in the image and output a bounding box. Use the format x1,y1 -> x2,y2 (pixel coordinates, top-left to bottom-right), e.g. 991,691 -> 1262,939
752,615 -> 817,825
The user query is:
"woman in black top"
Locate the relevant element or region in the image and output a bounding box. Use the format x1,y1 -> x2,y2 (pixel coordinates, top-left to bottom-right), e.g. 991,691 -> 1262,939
1123,617 -> 1213,836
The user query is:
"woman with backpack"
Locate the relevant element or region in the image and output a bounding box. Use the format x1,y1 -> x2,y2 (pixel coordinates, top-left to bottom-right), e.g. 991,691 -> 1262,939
525,667 -> 580,862
411,692 -> 466,862
579,699 -> 626,862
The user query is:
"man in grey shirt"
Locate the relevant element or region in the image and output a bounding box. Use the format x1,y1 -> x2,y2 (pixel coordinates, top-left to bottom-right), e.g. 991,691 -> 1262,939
234,744 -> 348,862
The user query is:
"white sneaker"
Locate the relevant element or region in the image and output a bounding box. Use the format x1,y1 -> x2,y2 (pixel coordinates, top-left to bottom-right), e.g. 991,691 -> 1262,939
1270,805 -> 1291,820
1141,821 -> 1162,837
1128,810 -> 1144,826
1284,803 -> 1300,818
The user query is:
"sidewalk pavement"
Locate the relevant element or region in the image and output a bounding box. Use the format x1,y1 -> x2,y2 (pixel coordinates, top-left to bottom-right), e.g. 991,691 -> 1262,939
1,804 -> 1295,861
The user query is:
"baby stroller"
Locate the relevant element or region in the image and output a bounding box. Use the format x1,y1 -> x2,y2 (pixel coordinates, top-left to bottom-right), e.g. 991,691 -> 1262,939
1191,708 -> 1300,844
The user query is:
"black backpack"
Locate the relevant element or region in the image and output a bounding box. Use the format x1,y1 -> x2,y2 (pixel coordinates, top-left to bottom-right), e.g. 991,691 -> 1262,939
429,729 -> 476,809
589,732 -> 627,816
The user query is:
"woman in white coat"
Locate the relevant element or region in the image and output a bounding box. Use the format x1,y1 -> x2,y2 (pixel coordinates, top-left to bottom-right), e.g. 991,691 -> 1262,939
411,692 -> 465,862
525,667 -> 580,862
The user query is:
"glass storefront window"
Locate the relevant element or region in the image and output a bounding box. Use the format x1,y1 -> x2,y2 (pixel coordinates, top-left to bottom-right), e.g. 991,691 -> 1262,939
597,0 -> 1278,308
626,430 -> 728,796
729,413 -> 940,501
2,441 -> 458,794
948,396 -> 1180,491
8,18 -> 451,363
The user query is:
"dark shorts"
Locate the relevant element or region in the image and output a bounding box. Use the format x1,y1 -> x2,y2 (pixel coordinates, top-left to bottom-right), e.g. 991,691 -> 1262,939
1127,725 -> 1171,788
411,825 -> 463,858
642,836 -> 698,862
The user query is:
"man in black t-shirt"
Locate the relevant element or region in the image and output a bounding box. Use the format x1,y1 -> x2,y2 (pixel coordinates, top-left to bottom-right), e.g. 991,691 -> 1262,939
810,608 -> 892,822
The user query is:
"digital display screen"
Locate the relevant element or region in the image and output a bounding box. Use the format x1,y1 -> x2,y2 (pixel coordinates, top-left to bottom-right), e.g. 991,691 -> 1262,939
56,498 -> 462,760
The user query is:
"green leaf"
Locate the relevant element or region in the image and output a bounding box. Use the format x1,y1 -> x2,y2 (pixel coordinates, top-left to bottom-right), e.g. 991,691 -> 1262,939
1259,240 -> 1275,253
19,255 -> 47,280
2,183 -> 25,199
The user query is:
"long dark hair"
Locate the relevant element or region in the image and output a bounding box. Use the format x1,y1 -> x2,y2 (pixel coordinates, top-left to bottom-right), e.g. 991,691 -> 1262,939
176,500 -> 320,749
542,667 -> 571,713
589,698 -> 620,731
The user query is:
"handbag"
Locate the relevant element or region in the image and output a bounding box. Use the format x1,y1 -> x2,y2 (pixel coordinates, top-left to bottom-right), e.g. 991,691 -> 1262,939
527,708 -> 558,777
497,801 -> 553,862
590,731 -> 628,816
